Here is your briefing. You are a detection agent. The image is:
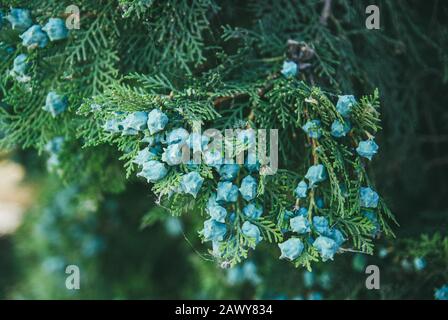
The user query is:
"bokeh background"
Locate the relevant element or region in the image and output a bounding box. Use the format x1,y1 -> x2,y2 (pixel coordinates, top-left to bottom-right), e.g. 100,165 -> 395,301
0,0 -> 447,299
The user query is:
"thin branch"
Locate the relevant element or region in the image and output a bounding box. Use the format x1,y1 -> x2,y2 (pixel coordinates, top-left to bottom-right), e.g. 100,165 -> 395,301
213,93 -> 248,107
320,0 -> 333,25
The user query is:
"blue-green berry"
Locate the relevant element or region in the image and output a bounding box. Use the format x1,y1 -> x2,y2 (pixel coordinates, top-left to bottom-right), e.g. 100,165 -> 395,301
296,207 -> 308,217
318,272 -> 332,290
330,119 -> 351,138
327,228 -> 345,246
336,95 -> 356,118
313,236 -> 339,261
226,266 -> 244,285
362,210 -> 380,236
237,129 -> 256,146
360,187 -> 379,208
180,171 -> 204,198
161,143 -> 186,166
242,221 -> 262,244
218,164 -> 240,181
188,133 -> 209,151
239,175 -> 257,201
315,197 -> 325,208
90,104 -> 102,112
302,120 -> 322,139
305,164 -> 327,187
211,240 -> 223,257
203,148 -> 222,169
42,18 -> 69,41
20,25 -> 48,49
44,137 -> 64,154
137,160 -> 167,183
133,147 -> 158,166
227,261 -> 261,286
283,210 -> 296,220
202,218 -> 227,242
356,139 -> 379,160
281,60 -> 298,77
352,254 -> 367,272
244,159 -> 260,173
413,257 -> 426,271
216,181 -> 239,203
243,203 -> 263,219
10,53 -> 31,82
43,92 -> 67,117
303,271 -> 315,288
378,248 -> 389,258
167,128 -> 189,145
6,8 -> 32,30
122,111 -> 148,131
12,53 -> 28,74
435,285 -> 448,300
121,127 -> 138,136
147,109 -> 168,134
313,216 -> 330,235
278,238 -> 304,260
308,292 -> 324,300
241,261 -> 261,285
294,180 -> 308,198
103,118 -> 123,133
206,195 -> 227,223
290,215 -> 311,234
164,217 -> 183,237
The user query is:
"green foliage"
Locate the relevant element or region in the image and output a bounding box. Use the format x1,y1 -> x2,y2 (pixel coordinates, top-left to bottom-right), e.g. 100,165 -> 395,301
1,0 -> 395,269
